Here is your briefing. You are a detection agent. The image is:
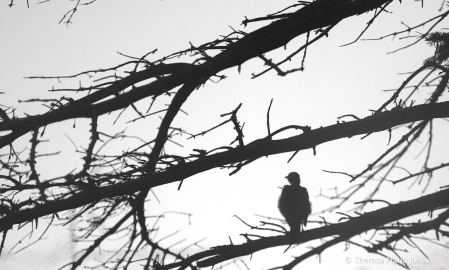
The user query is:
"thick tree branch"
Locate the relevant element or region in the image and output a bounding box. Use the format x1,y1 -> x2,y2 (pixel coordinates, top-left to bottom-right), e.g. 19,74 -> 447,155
164,187 -> 449,268
0,0 -> 390,149
1,101 -> 448,231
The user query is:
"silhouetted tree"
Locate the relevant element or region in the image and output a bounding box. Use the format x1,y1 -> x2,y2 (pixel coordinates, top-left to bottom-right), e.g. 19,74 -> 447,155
1,1 -> 449,269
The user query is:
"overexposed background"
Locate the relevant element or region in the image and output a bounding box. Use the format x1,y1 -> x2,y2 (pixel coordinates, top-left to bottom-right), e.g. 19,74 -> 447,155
0,1 -> 448,269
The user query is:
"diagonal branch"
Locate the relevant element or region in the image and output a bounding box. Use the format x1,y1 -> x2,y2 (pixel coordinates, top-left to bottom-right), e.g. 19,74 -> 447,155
1,101 -> 448,231
0,0 -> 391,150
171,187 -> 449,268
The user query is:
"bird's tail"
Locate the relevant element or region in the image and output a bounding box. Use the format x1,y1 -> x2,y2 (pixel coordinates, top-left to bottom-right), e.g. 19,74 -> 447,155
290,226 -> 301,241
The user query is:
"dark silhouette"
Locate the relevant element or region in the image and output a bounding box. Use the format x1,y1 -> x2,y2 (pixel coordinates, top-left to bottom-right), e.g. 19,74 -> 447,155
278,172 -> 311,239
2,2 -> 449,269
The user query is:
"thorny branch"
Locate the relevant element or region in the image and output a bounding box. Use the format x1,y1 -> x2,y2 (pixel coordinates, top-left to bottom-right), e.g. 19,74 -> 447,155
318,61 -> 449,212
1,0 -> 449,269
1,100 -> 448,229
160,188 -> 449,269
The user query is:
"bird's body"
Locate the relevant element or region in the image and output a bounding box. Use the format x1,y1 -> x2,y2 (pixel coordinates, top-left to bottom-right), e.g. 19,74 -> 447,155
278,172 -> 311,238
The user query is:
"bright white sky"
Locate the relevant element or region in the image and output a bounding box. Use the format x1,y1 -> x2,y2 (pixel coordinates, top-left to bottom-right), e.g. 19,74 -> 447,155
0,1 -> 448,270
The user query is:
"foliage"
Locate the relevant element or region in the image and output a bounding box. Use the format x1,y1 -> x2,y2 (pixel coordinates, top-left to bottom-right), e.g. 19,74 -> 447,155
426,31 -> 449,64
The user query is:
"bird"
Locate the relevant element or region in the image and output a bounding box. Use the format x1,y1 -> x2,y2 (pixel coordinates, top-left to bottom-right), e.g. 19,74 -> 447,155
278,172 -> 311,239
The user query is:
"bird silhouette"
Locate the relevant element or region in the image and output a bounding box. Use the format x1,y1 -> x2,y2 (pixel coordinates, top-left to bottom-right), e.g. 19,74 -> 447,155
278,172 -> 311,239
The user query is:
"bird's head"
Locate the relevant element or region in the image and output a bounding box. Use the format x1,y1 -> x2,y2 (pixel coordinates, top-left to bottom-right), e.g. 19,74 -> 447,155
285,172 -> 300,185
